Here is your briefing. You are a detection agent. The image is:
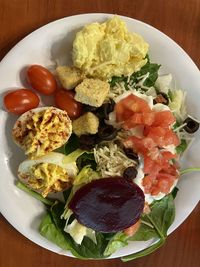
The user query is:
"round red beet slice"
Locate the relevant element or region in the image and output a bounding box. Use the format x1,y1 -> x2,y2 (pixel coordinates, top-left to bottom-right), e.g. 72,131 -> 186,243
68,177 -> 145,233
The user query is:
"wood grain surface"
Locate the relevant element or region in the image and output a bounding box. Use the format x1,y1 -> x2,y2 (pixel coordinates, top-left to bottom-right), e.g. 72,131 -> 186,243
0,0 -> 199,267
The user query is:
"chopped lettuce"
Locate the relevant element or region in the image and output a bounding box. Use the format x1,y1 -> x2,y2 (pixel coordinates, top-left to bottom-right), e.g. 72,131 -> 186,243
73,165 -> 100,186
64,219 -> 96,245
155,74 -> 172,94
169,89 -> 187,119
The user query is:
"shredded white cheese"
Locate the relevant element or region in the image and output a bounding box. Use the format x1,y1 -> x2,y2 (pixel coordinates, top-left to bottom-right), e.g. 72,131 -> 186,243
94,142 -> 137,177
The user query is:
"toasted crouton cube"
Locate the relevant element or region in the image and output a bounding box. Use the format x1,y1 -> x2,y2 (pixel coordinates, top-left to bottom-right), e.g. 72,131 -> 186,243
72,112 -> 99,136
75,78 -> 110,107
56,66 -> 84,89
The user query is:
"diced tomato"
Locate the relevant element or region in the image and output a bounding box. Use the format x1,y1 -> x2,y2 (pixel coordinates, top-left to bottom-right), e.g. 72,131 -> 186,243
143,202 -> 151,214
124,112 -> 155,129
123,219 -> 141,236
115,94 -> 151,122
164,129 -> 180,146
161,151 -> 177,161
118,94 -> 180,197
124,136 -> 148,154
153,110 -> 176,127
143,155 -> 162,175
147,127 -> 180,147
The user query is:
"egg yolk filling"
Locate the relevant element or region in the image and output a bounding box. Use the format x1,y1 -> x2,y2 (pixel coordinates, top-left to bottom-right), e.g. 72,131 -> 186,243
27,163 -> 71,197
14,108 -> 71,159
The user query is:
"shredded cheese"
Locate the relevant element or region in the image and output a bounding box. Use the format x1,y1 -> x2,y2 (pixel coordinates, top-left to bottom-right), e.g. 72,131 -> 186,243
94,142 -> 137,177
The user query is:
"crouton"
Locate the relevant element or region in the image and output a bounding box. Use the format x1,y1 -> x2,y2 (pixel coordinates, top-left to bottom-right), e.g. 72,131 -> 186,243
75,78 -> 109,107
72,112 -> 99,136
56,66 -> 84,89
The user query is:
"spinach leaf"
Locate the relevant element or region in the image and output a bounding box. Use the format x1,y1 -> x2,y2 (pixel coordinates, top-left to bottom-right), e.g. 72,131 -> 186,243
135,63 -> 160,87
146,194 -> 175,238
63,187 -> 72,202
104,194 -> 175,258
110,61 -> 160,88
121,194 -> 175,261
171,187 -> 179,199
130,220 -> 159,241
40,201 -> 108,259
16,181 -> 54,206
104,232 -> 129,256
39,212 -> 74,251
77,152 -> 97,170
121,238 -> 165,262
176,139 -> 187,154
64,134 -> 80,155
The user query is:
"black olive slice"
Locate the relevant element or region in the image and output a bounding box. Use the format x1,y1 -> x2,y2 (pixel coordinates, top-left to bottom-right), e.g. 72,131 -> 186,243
183,117 -> 200,133
123,147 -> 139,164
98,125 -> 118,141
123,166 -> 138,180
83,105 -> 98,113
68,177 -> 145,233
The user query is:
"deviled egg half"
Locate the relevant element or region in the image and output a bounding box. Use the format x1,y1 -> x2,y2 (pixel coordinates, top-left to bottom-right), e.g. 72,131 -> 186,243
18,150 -> 83,197
12,107 -> 72,159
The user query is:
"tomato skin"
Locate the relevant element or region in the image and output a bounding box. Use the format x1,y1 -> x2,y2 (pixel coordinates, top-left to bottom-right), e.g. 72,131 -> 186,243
115,94 -> 151,122
123,219 -> 141,236
54,89 -> 82,119
153,110 -> 176,127
3,89 -> 40,115
27,65 -> 57,95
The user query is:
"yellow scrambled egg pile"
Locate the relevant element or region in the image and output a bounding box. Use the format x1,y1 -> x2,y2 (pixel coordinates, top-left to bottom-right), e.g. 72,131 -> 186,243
29,163 -> 70,197
72,16 -> 149,80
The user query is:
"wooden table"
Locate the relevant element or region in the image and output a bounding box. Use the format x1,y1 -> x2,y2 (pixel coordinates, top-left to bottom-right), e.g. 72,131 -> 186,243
0,0 -> 199,266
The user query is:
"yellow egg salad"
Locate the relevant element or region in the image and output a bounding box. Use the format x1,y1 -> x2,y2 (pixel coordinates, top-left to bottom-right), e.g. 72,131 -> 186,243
72,16 -> 149,80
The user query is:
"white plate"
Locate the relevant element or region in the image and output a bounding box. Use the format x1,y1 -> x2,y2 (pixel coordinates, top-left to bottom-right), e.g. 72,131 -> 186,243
0,13 -> 200,259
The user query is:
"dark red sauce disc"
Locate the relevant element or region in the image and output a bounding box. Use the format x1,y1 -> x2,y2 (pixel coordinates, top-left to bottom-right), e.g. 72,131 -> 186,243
68,177 -> 145,233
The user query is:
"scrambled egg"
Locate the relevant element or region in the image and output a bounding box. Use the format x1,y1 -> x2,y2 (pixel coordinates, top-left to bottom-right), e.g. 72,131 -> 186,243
13,107 -> 72,159
72,16 -> 149,80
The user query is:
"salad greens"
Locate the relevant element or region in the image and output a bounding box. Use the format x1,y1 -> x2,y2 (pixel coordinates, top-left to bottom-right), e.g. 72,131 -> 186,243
104,194 -> 175,259
15,57 -> 200,261
109,62 -> 160,89
17,180 -> 176,260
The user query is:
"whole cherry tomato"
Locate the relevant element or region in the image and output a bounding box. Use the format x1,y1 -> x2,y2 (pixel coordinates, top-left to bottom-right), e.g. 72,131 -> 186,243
27,65 -> 57,95
4,89 -> 40,115
54,89 -> 82,119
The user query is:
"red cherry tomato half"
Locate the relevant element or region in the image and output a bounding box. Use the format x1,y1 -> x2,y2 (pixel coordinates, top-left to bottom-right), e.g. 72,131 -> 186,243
54,89 -> 82,119
4,89 -> 40,115
27,65 -> 57,95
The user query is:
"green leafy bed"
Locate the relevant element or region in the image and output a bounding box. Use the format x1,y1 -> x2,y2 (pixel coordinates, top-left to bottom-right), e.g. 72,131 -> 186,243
17,181 -> 177,261
16,60 -> 200,261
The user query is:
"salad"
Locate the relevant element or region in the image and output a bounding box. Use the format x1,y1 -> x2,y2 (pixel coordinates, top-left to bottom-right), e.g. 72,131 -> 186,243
3,16 -> 200,261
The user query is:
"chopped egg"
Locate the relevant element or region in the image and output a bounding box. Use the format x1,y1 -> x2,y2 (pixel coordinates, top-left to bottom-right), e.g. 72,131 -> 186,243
12,107 -> 72,159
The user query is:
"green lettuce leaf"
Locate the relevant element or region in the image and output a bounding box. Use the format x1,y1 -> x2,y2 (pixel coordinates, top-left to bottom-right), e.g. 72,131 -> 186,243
110,62 -> 160,88
39,201 -> 108,259
73,165 -> 99,186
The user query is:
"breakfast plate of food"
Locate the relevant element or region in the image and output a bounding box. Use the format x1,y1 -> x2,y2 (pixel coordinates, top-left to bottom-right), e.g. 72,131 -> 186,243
0,13 -> 200,261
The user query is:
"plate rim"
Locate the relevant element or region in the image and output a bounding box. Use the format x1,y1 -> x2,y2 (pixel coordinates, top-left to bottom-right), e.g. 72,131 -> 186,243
0,12 -> 199,259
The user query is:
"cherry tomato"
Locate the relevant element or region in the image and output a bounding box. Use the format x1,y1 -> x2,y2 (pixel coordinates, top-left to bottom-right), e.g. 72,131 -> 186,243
27,65 -> 57,95
54,89 -> 82,119
4,89 -> 40,115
